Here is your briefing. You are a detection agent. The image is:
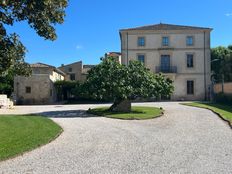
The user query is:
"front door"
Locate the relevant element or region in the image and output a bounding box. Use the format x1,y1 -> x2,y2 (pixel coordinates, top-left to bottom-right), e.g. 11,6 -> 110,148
161,55 -> 170,72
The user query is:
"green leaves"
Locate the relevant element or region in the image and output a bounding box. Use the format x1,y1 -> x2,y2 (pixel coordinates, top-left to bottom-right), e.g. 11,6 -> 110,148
0,0 -> 68,96
85,57 -> 174,102
211,46 -> 232,82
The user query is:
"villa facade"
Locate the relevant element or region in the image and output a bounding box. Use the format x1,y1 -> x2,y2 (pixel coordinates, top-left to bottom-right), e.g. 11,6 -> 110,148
120,23 -> 213,100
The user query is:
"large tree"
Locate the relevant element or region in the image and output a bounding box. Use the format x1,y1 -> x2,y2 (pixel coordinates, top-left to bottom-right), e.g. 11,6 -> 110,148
86,57 -> 174,112
0,0 -> 68,95
0,0 -> 67,75
211,46 -> 232,82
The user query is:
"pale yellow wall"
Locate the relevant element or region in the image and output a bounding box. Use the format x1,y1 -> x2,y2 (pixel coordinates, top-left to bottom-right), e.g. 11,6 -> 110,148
58,62 -> 83,81
120,29 -> 212,101
50,71 -> 65,82
14,68 -> 65,105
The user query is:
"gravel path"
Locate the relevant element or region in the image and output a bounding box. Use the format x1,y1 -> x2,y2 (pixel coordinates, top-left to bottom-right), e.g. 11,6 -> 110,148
0,102 -> 232,174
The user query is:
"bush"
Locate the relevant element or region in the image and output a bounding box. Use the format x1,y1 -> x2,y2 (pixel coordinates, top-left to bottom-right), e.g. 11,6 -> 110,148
214,92 -> 232,104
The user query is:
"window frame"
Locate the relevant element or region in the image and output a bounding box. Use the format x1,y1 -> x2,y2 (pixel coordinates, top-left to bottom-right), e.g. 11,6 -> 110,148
68,67 -> 72,72
25,86 -> 31,94
137,37 -> 145,47
162,36 -> 169,46
70,74 -> 76,81
186,54 -> 194,68
137,54 -> 146,64
187,80 -> 194,95
186,36 -> 194,46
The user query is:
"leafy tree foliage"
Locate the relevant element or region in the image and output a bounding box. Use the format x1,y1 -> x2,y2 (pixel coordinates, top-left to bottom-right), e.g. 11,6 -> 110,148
211,46 -> 232,82
86,57 -> 174,112
0,0 -> 68,95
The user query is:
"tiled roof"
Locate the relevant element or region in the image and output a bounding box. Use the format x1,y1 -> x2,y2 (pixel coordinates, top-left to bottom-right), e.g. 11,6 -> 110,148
30,62 -> 55,68
30,62 -> 66,75
120,23 -> 212,31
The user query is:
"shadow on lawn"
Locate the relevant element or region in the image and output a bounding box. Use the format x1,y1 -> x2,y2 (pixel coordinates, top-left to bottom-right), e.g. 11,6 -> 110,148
37,110 -> 99,118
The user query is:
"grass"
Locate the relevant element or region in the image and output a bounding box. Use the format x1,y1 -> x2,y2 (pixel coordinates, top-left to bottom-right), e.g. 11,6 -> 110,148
182,102 -> 232,126
0,115 -> 62,161
88,106 -> 163,120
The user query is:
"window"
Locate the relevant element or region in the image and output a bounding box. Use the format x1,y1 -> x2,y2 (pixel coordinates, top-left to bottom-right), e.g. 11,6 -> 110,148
68,67 -> 72,72
25,86 -> 31,94
162,37 -> 169,46
186,36 -> 194,46
70,74 -> 76,81
187,54 -> 194,68
138,37 -> 145,47
137,54 -> 145,64
187,80 -> 194,95
50,89 -> 53,97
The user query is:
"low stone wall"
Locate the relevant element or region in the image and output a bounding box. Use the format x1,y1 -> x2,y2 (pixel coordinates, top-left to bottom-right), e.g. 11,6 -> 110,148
0,95 -> 14,109
214,82 -> 232,94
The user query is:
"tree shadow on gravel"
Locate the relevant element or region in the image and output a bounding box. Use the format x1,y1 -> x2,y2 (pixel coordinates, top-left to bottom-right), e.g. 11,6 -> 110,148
37,110 -> 100,118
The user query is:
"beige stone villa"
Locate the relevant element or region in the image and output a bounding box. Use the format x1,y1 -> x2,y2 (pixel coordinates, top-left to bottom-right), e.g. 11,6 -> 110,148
120,23 -> 212,100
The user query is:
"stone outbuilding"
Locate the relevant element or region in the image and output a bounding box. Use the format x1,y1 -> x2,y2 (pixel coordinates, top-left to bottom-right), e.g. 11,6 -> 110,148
14,63 -> 65,105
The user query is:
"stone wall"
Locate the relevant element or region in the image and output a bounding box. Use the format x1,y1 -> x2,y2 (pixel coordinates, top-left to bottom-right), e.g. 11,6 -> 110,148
14,75 -> 55,105
214,82 -> 232,94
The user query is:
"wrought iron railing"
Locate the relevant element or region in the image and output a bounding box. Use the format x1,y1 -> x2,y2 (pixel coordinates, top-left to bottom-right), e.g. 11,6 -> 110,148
155,66 -> 177,73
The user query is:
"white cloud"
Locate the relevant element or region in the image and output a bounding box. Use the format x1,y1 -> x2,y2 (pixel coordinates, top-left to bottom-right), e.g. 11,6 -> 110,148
76,45 -> 83,50
225,13 -> 232,17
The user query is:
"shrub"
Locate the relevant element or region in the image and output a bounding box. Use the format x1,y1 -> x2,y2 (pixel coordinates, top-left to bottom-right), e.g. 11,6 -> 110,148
214,92 -> 232,104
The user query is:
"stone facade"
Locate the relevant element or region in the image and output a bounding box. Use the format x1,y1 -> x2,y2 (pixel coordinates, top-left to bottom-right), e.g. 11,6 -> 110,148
120,23 -> 212,101
14,63 -> 65,105
58,61 -> 95,82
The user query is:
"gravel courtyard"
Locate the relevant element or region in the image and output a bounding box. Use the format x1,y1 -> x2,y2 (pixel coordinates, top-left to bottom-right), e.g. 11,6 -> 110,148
0,102 -> 232,174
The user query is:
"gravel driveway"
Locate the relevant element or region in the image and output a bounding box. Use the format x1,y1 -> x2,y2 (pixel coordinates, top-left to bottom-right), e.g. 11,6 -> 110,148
0,102 -> 232,174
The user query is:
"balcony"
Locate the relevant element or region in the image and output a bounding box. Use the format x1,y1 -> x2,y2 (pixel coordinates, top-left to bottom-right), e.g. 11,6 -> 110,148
155,66 -> 177,74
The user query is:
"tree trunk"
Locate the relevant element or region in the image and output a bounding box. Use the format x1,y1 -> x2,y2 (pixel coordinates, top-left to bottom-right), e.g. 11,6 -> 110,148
109,99 -> 131,113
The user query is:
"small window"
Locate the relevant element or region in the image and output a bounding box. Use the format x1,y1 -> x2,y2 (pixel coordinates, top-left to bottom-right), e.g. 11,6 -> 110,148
187,54 -> 194,68
50,89 -> 53,97
186,36 -> 194,46
187,80 -> 194,95
26,87 -> 31,94
138,37 -> 145,47
68,68 -> 72,72
137,54 -> 145,64
162,37 -> 169,46
70,74 -> 76,81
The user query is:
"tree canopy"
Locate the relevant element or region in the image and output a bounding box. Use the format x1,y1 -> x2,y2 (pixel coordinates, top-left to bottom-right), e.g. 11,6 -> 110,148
86,57 -> 174,112
211,46 -> 232,82
0,0 -> 68,76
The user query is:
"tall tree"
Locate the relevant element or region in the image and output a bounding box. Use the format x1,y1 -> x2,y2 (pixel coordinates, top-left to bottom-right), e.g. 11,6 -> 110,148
211,46 -> 232,82
86,57 -> 174,112
0,0 -> 68,95
0,0 -> 68,74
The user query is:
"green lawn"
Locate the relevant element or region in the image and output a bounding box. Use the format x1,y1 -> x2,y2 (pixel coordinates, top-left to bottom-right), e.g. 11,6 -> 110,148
182,102 -> 232,126
0,115 -> 62,161
88,106 -> 163,120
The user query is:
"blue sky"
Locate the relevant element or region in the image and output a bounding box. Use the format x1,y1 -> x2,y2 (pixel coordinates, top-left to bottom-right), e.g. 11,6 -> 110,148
6,0 -> 232,66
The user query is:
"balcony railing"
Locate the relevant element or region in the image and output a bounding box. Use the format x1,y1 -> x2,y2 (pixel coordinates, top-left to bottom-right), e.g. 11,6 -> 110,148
155,66 -> 177,73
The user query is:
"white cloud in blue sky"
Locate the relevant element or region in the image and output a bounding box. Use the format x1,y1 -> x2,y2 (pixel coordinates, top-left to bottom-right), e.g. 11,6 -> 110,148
225,13 -> 232,17
76,45 -> 83,50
